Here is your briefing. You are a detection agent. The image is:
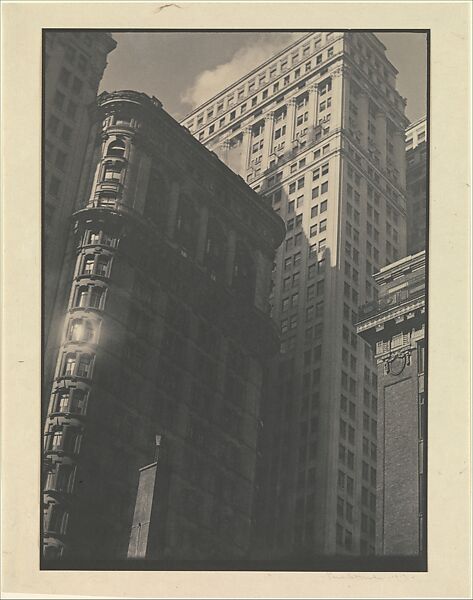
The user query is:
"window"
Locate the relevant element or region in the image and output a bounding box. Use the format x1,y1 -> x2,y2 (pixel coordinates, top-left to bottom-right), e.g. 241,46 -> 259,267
77,354 -> 92,378
321,182 -> 328,194
297,176 -> 305,189
107,139 -> 125,158
96,256 -> 109,277
319,219 -> 327,233
320,200 -> 328,213
63,354 -> 76,376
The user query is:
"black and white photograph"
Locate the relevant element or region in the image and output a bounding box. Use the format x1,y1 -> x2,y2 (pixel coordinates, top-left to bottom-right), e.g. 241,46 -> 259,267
39,26 -> 431,571
1,1 -> 472,597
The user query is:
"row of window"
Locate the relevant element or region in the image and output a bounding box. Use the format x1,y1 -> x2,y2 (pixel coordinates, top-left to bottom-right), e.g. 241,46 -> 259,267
189,36 -> 336,131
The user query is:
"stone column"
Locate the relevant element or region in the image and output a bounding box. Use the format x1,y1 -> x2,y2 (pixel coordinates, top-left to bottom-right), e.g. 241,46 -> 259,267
240,126 -> 253,174
225,229 -> 237,287
328,68 -> 343,130
308,84 -> 319,128
262,113 -> 275,170
375,111 -> 387,170
287,99 -> 297,144
358,91 -> 370,150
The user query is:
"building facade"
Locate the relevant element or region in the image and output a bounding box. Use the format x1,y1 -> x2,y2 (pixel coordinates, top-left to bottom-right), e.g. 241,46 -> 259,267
42,90 -> 285,561
356,251 -> 426,556
182,32 -> 409,557
405,117 -> 427,254
43,31 -> 117,409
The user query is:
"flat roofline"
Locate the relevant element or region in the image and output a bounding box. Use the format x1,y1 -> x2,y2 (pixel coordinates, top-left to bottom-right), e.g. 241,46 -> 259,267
181,32 -> 315,121
377,250 -> 426,274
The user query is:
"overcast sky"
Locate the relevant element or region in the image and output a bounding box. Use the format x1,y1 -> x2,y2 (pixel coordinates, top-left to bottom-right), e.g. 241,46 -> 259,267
100,31 -> 427,123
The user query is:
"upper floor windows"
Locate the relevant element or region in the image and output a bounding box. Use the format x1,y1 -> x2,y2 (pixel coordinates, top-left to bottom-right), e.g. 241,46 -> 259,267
106,139 -> 126,158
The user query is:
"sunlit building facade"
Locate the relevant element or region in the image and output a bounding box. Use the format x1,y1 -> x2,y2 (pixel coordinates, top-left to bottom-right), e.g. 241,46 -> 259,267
183,31 -> 409,557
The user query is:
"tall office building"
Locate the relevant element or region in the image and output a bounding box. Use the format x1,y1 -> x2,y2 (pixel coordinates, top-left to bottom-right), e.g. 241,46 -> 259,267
42,90 -> 284,560
182,32 -> 409,557
405,117 -> 427,254
356,251 -> 426,557
43,31 -> 117,406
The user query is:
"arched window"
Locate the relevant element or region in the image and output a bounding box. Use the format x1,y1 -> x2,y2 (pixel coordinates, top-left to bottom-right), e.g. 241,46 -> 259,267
89,286 -> 104,309
233,242 -> 255,303
175,196 -> 198,257
96,255 -> 109,277
63,353 -> 76,376
204,219 -> 227,282
75,286 -> 88,307
77,354 -> 92,378
82,255 -> 94,275
106,139 -> 125,158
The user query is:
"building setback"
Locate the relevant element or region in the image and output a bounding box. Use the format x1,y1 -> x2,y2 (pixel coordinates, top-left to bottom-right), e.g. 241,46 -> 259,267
356,251 -> 426,556
182,32 -> 410,557
405,117 -> 427,255
42,90 -> 285,561
43,31 -> 117,411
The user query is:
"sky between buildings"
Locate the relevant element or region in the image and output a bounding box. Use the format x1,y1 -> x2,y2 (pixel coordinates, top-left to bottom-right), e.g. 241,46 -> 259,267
99,31 -> 427,124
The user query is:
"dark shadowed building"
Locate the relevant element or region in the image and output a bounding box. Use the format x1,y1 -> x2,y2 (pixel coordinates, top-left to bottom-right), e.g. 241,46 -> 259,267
42,90 -> 285,561
405,118 -> 427,255
43,31 -> 117,414
356,250 -> 426,556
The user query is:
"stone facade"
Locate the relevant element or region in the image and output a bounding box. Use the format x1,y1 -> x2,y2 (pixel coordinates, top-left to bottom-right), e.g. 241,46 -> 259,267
356,251 -> 426,556
182,32 -> 409,557
42,90 -> 285,561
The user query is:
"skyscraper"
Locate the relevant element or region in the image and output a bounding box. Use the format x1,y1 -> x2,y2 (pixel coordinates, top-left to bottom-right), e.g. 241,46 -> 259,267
43,31 -> 117,407
405,117 -> 427,254
42,90 -> 284,561
182,32 -> 409,557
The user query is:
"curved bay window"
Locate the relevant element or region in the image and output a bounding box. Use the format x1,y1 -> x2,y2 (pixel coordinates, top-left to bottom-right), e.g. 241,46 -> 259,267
74,285 -> 105,309
233,242 -> 256,304
82,255 -> 95,275
106,138 -> 126,158
61,352 -> 94,379
204,218 -> 227,282
95,255 -> 110,277
77,354 -> 92,378
175,196 -> 198,258
68,318 -> 95,343
98,192 -> 117,208
52,388 -> 87,415
85,229 -> 116,248
44,504 -> 69,535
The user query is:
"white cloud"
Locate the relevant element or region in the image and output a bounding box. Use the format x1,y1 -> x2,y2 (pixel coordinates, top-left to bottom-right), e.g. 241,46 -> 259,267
181,33 -> 304,109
